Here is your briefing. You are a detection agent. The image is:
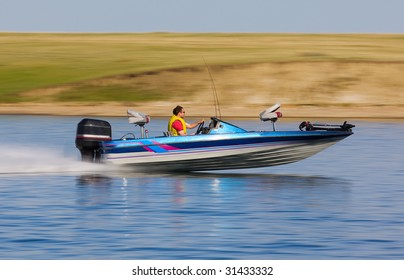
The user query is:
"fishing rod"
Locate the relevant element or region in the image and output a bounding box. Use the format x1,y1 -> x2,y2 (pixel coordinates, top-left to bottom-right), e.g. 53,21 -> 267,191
203,57 -> 222,119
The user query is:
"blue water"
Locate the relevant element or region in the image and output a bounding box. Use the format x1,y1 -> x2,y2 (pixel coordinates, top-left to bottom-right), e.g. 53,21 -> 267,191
0,115 -> 403,259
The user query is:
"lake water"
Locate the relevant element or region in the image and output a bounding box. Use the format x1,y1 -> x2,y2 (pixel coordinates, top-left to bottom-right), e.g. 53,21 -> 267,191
0,115 -> 403,260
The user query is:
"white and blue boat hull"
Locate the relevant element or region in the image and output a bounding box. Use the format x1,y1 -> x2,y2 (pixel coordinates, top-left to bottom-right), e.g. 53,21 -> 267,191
101,131 -> 351,172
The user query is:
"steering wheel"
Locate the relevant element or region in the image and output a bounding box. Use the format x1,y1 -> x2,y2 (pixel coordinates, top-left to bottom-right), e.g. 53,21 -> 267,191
195,121 -> 205,135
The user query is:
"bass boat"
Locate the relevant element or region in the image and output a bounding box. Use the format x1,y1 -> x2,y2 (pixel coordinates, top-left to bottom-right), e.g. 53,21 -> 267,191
75,105 -> 354,172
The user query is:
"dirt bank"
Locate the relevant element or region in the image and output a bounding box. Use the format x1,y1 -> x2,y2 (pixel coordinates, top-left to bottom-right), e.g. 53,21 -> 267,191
3,61 -> 403,119
1,102 -> 403,119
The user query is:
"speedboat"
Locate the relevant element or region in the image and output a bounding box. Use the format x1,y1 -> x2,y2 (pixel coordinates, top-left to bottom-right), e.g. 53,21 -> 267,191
75,104 -> 354,172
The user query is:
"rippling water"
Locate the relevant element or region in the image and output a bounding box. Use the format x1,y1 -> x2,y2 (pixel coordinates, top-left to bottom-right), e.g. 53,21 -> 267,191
0,115 -> 403,259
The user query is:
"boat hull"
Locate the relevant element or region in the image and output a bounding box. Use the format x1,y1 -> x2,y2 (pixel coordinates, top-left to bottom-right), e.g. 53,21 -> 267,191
101,131 -> 352,172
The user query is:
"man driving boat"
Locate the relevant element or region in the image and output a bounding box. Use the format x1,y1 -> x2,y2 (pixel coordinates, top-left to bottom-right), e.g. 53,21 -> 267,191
168,105 -> 204,136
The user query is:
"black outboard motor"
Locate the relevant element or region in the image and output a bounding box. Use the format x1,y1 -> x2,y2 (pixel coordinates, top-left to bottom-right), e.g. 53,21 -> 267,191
75,119 -> 112,162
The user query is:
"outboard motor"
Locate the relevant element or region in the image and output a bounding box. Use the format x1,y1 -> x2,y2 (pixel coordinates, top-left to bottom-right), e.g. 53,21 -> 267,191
75,118 -> 112,162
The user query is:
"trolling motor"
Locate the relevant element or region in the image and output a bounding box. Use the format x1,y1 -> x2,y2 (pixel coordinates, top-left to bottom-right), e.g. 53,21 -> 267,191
299,121 -> 355,132
259,104 -> 283,131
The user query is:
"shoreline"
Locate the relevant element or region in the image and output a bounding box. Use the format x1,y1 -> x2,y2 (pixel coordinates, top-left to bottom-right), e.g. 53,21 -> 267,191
1,102 -> 404,120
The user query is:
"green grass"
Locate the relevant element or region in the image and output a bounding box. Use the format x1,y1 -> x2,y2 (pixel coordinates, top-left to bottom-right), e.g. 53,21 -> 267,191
1,32 -> 404,103
55,85 -> 171,102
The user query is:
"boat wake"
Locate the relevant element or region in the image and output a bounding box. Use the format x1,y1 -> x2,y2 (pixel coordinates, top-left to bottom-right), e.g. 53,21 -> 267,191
0,144 -> 112,176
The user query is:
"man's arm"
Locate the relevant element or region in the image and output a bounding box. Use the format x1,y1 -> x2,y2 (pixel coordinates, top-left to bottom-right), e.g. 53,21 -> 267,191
186,119 -> 204,129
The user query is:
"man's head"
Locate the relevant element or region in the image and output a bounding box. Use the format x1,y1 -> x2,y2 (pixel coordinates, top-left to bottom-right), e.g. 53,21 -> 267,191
173,105 -> 185,117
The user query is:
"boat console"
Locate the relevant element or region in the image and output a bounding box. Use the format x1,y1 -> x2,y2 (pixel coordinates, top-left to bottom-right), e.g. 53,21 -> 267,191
207,117 -> 247,134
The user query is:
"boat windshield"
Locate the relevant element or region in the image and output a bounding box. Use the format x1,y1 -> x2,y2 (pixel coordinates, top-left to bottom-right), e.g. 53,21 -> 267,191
208,118 -> 247,134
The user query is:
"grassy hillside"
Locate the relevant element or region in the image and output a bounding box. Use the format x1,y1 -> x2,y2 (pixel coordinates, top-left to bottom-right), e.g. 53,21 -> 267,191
1,32 -> 404,114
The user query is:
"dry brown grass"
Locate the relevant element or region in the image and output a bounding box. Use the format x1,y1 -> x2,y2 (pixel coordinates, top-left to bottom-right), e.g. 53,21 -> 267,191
8,61 -> 403,118
1,33 -> 404,118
